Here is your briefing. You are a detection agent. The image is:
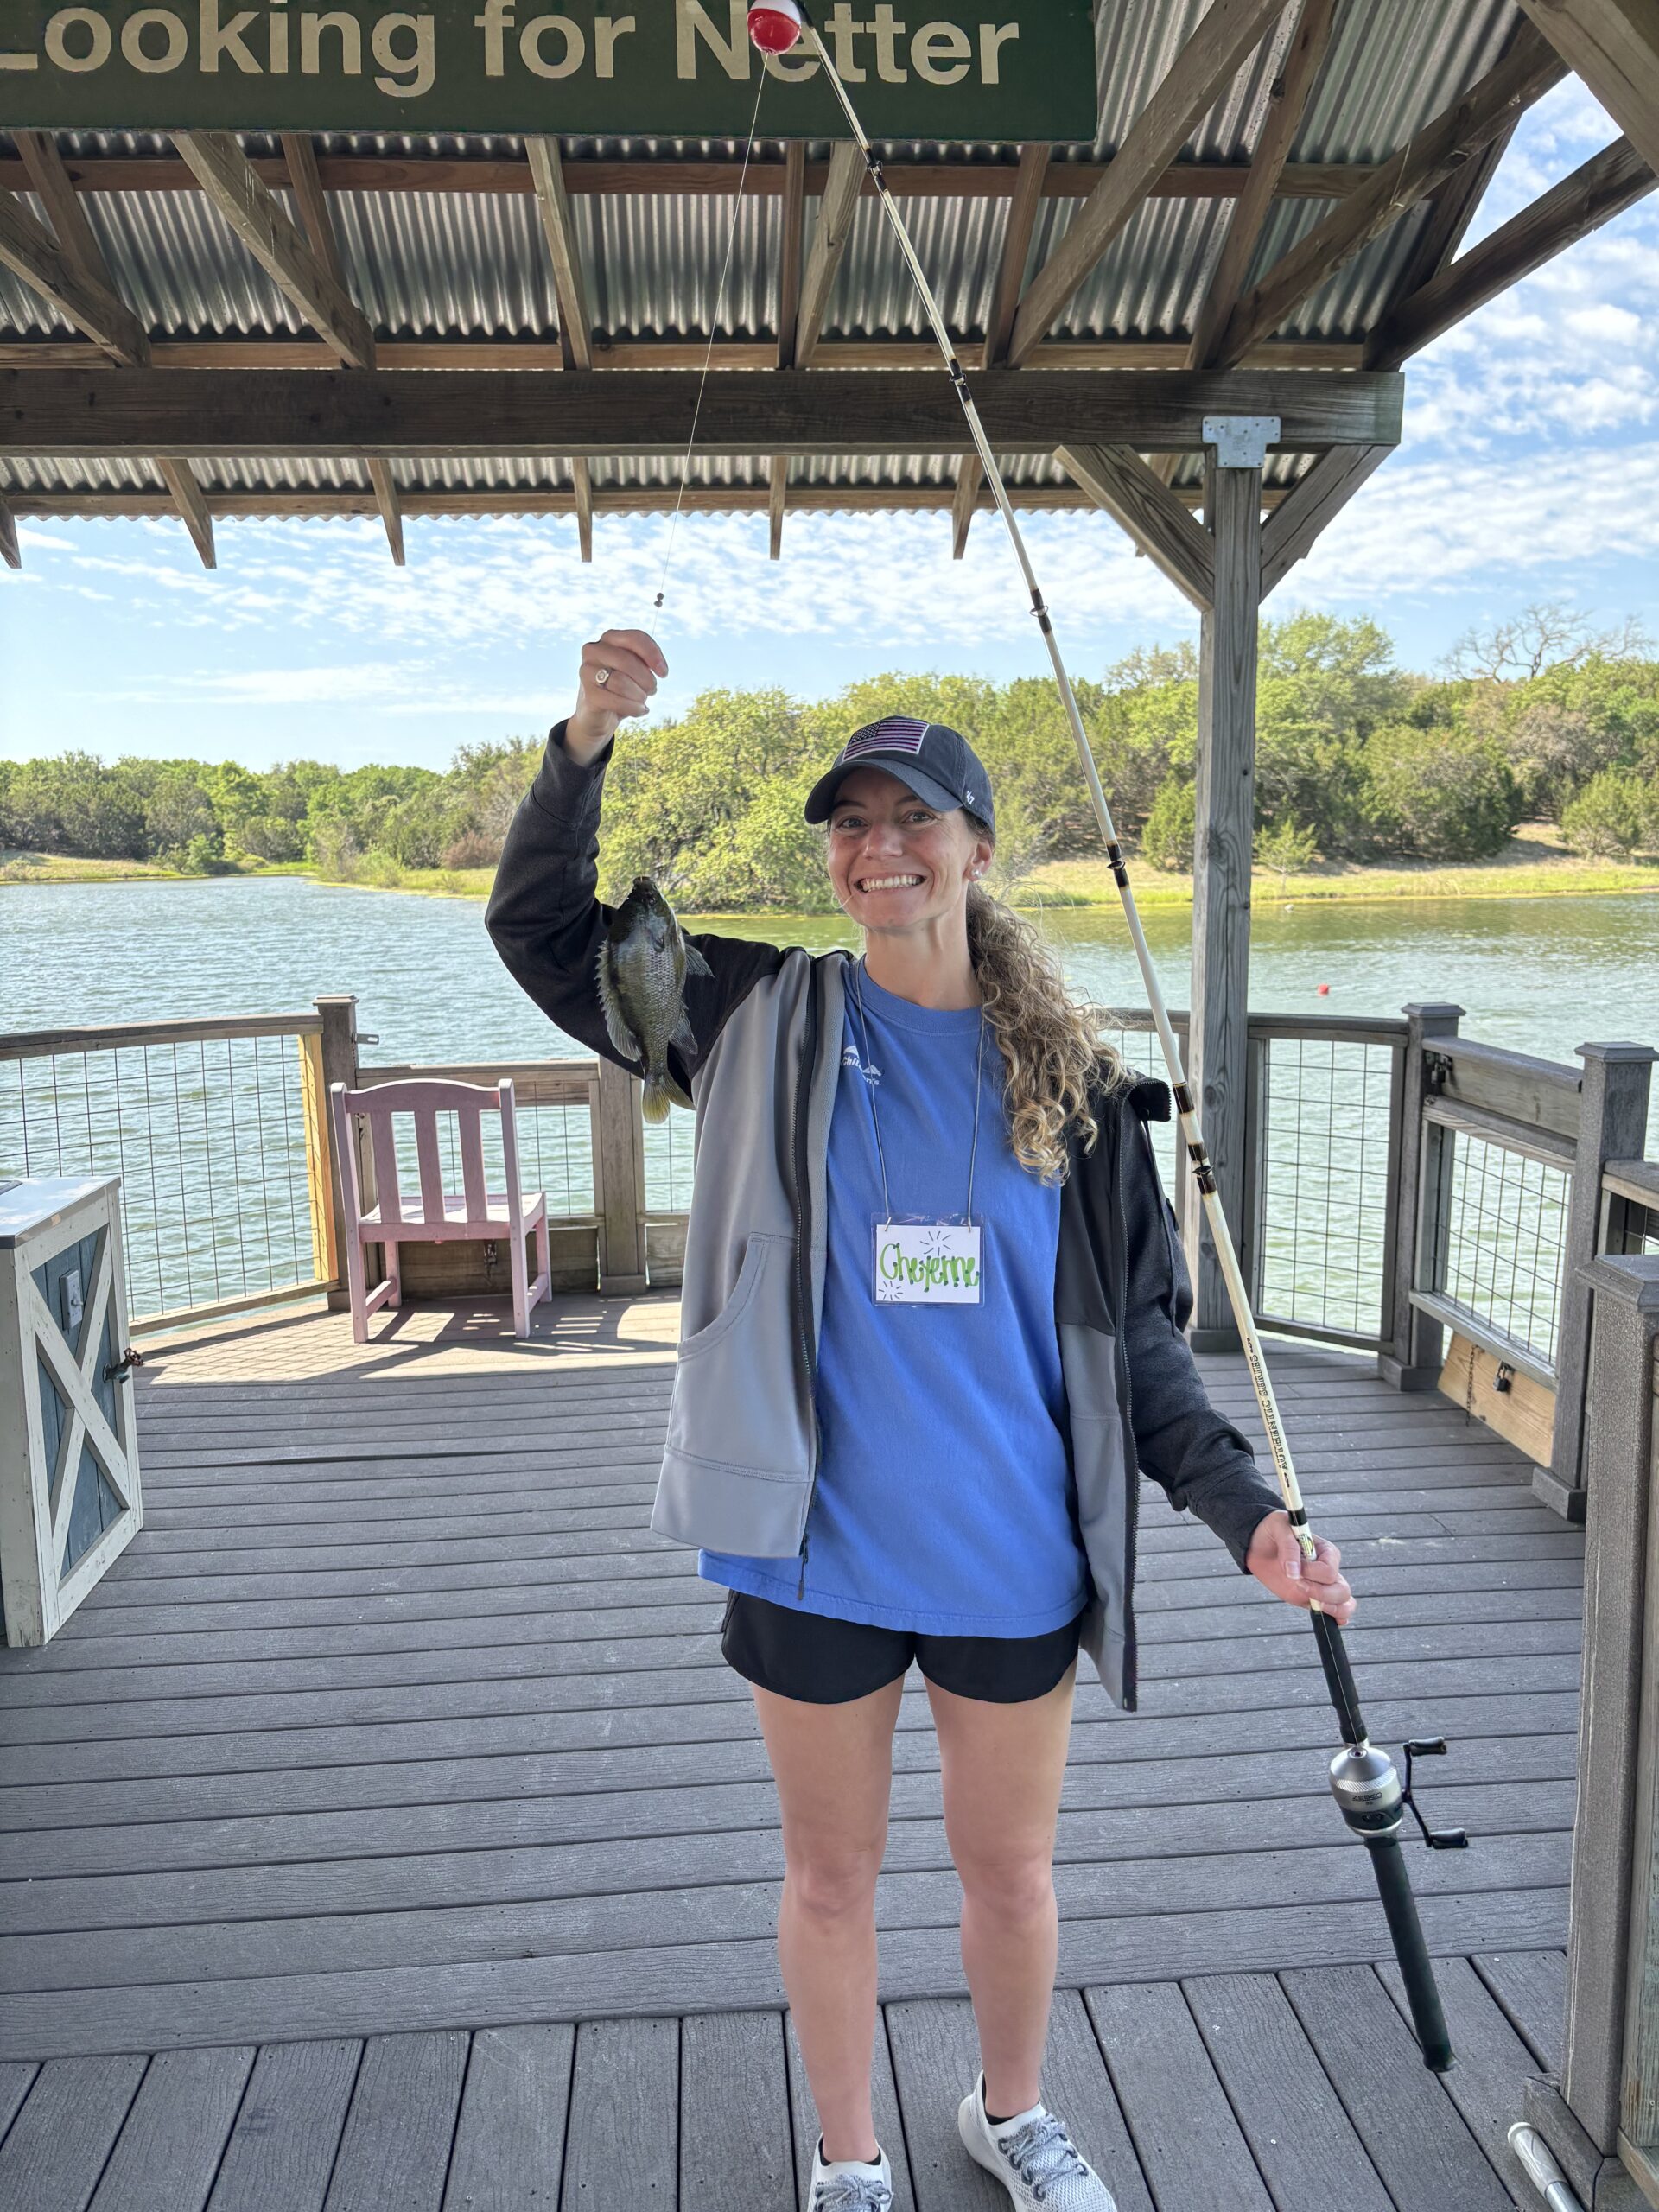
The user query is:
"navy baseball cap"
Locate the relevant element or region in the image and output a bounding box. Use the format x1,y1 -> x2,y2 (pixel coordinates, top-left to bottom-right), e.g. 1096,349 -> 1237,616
803,715 -> 995,833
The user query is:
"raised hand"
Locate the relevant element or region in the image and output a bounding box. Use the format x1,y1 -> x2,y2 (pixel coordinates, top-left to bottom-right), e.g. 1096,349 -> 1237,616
566,628 -> 670,761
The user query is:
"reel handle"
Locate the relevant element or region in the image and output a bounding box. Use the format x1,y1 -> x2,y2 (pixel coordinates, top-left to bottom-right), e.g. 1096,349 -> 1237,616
1403,1738 -> 1469,1851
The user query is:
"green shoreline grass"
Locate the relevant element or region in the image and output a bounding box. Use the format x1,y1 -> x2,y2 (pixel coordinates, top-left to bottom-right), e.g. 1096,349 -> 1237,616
6,836 -> 1658,909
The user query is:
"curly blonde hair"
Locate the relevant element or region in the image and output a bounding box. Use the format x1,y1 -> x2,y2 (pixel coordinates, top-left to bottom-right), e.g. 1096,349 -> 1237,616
964,880 -> 1130,1180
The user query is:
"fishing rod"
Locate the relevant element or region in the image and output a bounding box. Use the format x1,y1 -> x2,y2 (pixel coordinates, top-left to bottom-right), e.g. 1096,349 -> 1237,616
746,0 -> 1469,2073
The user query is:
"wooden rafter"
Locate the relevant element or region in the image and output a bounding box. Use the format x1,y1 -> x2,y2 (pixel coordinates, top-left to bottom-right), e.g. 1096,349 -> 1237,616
0,154 -> 1381,205
0,497 -> 17,569
798,144 -> 866,366
365,459 -> 406,567
1258,445 -> 1391,594
3,484 -> 1296,524
0,190 -> 149,365
1187,0 -> 1338,371
1007,0 -> 1288,366
0,336 -> 1368,375
1213,29 -> 1567,368
1516,0 -> 1659,174
950,461 -> 980,560
14,130 -> 109,289
156,458 -> 215,569
571,458 -> 594,563
526,139 -> 592,372
768,456 -> 788,560
1368,135 -> 1656,370
1054,444 -> 1216,610
172,133 -> 374,369
1,370 -> 1403,461
1389,119 -> 1516,306
776,143 -> 806,370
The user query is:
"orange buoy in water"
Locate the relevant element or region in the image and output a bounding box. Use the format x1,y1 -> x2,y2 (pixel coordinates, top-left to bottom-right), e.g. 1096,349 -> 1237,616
1317,983 -> 1331,995
748,1 -> 804,50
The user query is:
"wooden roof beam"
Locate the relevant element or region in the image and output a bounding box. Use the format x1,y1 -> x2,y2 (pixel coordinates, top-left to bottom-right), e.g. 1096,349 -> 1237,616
156,458 -> 215,569
1258,444 -> 1391,594
1055,443 -> 1216,609
798,144 -> 866,366
0,154 -> 1381,202
776,143 -> 806,370
1186,0 -> 1338,371
1368,134 -> 1655,369
1007,0 -> 1288,366
768,456 -> 787,559
172,132 -> 374,369
950,457 -> 980,559
0,189 -> 149,365
1213,27 -> 1568,368
1,369 -> 1403,461
572,456 -> 594,563
0,498 -> 18,569
365,458 -> 406,566
526,139 -> 592,372
1516,0 -> 1659,173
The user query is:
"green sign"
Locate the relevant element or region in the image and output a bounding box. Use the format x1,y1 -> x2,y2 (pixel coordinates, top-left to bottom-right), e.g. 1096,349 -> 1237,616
0,0 -> 1098,137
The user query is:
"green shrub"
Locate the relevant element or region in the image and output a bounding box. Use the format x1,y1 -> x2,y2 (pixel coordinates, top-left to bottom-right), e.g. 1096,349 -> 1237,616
1141,779 -> 1196,871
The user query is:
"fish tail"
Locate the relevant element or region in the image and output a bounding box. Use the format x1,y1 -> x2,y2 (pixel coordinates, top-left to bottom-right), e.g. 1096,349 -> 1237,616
641,1069 -> 674,1125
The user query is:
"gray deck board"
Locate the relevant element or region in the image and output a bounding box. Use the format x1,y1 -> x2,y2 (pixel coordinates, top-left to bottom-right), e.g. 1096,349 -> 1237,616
0,1306 -> 1584,2206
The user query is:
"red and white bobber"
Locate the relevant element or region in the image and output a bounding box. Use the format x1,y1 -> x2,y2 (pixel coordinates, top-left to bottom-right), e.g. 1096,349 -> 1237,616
748,1 -> 804,53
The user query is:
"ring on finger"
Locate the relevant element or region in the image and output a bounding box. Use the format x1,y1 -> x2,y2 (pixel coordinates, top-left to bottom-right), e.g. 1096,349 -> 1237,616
594,666 -> 611,687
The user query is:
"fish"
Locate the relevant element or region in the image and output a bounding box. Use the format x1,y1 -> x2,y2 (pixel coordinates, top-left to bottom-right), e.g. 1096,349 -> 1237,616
595,876 -> 713,1123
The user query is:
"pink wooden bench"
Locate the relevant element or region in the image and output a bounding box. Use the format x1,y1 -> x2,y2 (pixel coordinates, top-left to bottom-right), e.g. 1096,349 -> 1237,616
328,1077 -> 550,1342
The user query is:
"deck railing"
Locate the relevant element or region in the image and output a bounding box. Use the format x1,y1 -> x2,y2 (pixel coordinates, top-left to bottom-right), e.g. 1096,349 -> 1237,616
3,991 -> 1656,1518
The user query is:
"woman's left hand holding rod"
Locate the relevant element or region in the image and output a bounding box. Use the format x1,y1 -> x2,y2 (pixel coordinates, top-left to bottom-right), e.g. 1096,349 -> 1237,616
1245,1508 -> 1357,1625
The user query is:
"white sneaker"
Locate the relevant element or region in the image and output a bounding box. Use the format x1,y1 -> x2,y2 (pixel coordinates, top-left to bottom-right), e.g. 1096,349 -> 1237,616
808,2129 -> 893,2209
957,2069 -> 1117,2209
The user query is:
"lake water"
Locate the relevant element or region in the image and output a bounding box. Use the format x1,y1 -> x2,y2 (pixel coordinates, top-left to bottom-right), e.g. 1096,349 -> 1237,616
3,877 -> 1656,1325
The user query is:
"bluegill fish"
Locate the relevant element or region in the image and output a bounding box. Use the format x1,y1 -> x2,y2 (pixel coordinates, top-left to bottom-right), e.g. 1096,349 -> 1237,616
596,877 -> 713,1123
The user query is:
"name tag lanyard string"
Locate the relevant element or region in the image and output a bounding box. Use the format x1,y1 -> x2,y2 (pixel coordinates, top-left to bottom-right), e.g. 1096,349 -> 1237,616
782,0 -> 1465,2077
849,959 -> 986,1232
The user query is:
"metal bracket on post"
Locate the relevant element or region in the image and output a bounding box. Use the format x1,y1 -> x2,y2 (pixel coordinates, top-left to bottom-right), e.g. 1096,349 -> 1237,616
1202,415 -> 1281,470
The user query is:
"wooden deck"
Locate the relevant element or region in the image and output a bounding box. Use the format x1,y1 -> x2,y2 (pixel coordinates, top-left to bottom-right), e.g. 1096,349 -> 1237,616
0,1291 -> 1585,2208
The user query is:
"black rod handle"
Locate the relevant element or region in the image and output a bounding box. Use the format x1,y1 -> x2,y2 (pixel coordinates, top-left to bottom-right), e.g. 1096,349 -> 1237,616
1365,1829 -> 1454,2070
1310,1606 -> 1369,1745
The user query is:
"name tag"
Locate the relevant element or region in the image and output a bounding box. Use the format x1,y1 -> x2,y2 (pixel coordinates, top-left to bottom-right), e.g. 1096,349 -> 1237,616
873,1220 -> 983,1306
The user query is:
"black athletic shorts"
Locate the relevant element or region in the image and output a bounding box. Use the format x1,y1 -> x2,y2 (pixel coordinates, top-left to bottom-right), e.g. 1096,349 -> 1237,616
719,1587 -> 1086,1706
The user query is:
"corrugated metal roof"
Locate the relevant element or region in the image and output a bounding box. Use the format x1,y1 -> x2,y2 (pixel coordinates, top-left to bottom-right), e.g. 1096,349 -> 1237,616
3,0 -> 1532,511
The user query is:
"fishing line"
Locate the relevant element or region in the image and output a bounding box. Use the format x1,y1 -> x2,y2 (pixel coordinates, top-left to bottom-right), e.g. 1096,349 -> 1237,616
768,0 -> 1467,2074
653,67 -> 770,613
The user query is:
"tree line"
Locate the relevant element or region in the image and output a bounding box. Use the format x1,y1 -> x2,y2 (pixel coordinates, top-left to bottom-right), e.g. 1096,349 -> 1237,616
3,610 -> 1656,907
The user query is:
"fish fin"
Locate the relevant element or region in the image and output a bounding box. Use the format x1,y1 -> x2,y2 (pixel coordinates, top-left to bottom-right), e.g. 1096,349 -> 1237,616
640,1070 -> 674,1124
682,938 -> 714,980
595,944 -> 641,1062
665,1072 -> 696,1112
670,1005 -> 697,1055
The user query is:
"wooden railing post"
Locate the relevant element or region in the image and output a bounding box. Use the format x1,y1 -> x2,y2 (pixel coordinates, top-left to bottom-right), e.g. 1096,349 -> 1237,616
1379,1001 -> 1462,1391
315,995 -> 360,1313
1524,1253 -> 1659,2211
593,1054 -> 648,1295
1541,1041 -> 1659,1519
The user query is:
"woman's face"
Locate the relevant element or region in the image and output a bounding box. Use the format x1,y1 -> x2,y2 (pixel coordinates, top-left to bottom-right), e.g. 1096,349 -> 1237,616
824,765 -> 993,938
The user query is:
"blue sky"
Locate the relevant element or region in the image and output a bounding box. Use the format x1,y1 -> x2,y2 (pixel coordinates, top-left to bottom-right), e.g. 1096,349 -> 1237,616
2,74 -> 1655,773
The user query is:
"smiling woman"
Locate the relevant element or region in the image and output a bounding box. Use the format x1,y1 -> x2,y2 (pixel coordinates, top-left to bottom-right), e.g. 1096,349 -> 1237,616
481,621 -> 1347,2208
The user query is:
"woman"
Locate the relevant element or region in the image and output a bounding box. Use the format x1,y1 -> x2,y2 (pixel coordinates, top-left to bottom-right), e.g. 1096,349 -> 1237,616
486,626 -> 1357,2212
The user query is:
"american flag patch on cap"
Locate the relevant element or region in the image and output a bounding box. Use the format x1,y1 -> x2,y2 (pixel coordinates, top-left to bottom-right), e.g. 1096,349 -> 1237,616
839,715 -> 931,762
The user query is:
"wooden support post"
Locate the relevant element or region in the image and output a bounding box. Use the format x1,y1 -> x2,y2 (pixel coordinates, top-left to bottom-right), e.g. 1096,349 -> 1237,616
0,498 -> 17,569
1525,1255 -> 1659,2204
1183,432 -> 1262,1351
768,455 -> 788,560
594,1053 -> 648,1295
315,995 -> 362,1313
1516,0 -> 1659,174
1541,1039 -> 1658,1517
156,459 -> 215,569
1380,1002 -> 1464,1389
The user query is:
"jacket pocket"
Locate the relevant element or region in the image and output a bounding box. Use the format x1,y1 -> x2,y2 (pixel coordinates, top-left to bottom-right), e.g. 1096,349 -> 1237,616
676,1231 -> 775,1359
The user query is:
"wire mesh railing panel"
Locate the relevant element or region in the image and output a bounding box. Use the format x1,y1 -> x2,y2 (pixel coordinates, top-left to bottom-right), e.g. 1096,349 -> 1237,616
644,1112 -> 696,1214
1256,1039 -> 1396,1343
1430,1132 -> 1570,1370
1,1038 -> 315,1321
379,1103 -> 595,1219
1101,1019 -> 1176,1196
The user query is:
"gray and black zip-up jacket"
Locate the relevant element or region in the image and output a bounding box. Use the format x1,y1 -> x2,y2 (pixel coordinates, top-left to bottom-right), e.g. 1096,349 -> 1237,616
486,724 -> 1284,1711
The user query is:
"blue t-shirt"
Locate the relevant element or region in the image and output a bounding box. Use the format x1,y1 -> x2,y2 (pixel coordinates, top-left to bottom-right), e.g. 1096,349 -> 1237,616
700,962 -> 1090,1637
